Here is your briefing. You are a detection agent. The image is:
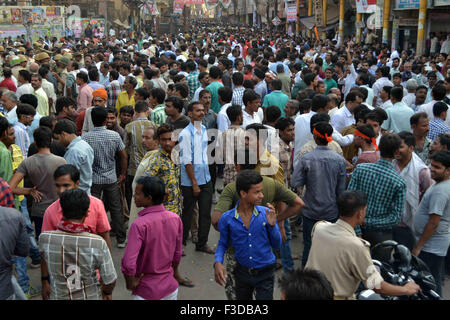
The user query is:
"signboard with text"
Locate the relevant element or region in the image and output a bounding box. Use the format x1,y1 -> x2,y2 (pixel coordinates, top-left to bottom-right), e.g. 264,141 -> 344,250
356,0 -> 377,13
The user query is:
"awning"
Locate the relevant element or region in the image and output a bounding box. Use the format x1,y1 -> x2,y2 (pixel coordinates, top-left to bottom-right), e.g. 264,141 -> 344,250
300,3 -> 339,30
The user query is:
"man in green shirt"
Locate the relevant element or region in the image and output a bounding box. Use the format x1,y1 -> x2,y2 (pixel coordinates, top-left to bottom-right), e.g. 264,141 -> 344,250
212,146 -> 304,300
0,117 -> 14,182
149,88 -> 167,126
206,66 -> 224,114
262,79 -> 290,117
324,68 -> 338,95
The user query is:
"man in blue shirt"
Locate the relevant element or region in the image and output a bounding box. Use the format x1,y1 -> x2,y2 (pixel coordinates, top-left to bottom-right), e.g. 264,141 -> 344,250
179,101 -> 214,254
214,170 -> 282,300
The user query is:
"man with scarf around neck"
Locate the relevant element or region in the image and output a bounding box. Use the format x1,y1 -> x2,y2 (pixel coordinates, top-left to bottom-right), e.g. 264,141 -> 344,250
392,132 -> 433,251
39,189 -> 117,300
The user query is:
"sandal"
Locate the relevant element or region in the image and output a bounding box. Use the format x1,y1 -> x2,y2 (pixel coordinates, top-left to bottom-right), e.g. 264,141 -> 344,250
178,277 -> 195,288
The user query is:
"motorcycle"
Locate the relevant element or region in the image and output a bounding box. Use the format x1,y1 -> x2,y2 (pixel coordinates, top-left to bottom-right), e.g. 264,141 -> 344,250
357,240 -> 441,300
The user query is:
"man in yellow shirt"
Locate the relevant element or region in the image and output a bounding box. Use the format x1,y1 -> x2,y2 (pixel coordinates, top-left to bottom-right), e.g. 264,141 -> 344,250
115,76 -> 137,114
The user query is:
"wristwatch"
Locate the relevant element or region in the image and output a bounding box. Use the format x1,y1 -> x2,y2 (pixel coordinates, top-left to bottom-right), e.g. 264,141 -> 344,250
41,276 -> 50,282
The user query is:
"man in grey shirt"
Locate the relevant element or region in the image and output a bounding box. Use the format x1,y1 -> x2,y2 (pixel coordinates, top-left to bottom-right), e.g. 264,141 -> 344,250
0,206 -> 29,300
291,120 -> 347,267
413,150 -> 450,296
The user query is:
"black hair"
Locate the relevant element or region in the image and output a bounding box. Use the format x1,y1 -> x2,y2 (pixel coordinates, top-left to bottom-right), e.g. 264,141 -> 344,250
410,112 -> 428,126
55,96 -> 76,115
232,71 -> 244,86
355,124 -> 376,145
382,86 -> 392,96
226,104 -> 243,123
313,121 -> 333,145
165,96 -> 184,113
33,126 -> 53,149
398,131 -> 416,148
76,71 -> 88,83
19,69 -> 31,82
186,101 -> 203,113
16,103 -> 36,118
136,87 -> 150,100
134,100 -> 149,113
311,94 -> 330,112
338,190 -> 368,217
379,133 -> 402,158
431,84 -> 446,101
136,176 -> 165,205
431,150 -> 450,168
60,189 -> 90,220
38,66 -> 49,78
155,123 -> 174,139
218,86 -> 233,104
390,86 -> 404,102
19,94 -> 38,109
53,119 -> 77,135
437,133 -> 450,150
88,68 -> 99,82
243,89 -> 260,107
150,88 -> 166,104
39,116 -> 55,129
245,122 -> 267,142
433,101 -> 448,117
91,106 -> 108,127
379,66 -> 390,78
125,76 -> 138,88
236,169 -> 263,196
209,66 -> 223,79
304,73 -> 315,86
54,164 -> 80,183
345,91 -> 363,103
275,117 -> 295,131
278,268 -> 334,300
119,105 -> 134,116
265,106 -> 282,123
365,108 -> 388,126
270,79 -> 282,91
109,70 -> 119,80
0,116 -> 11,137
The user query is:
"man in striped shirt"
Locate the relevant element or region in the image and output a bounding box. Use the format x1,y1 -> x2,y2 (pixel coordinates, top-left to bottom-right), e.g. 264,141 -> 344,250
106,70 -> 122,109
39,189 -> 117,300
149,88 -> 167,126
124,101 -> 157,210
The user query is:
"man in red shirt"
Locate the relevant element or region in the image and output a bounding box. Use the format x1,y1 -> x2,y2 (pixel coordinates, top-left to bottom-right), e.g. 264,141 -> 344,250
0,68 -> 17,92
42,164 -> 111,250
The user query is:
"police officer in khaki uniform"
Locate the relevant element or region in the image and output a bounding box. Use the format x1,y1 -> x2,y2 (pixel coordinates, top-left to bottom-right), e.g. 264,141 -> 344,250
306,190 -> 421,300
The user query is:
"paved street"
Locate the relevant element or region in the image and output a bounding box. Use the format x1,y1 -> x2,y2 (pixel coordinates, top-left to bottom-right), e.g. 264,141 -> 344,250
26,178 -> 450,300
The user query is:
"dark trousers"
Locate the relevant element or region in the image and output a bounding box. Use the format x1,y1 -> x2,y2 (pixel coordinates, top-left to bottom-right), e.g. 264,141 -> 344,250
234,263 -> 275,300
445,247 -> 450,276
181,181 -> 213,249
31,216 -> 43,241
91,182 -> 126,243
302,216 -> 337,267
362,229 -> 393,248
209,164 -> 216,193
393,225 -> 416,251
125,175 -> 134,211
419,251 -> 444,296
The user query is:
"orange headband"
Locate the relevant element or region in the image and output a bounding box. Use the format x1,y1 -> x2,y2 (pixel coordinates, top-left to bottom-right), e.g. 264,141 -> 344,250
313,127 -> 333,143
354,129 -> 378,151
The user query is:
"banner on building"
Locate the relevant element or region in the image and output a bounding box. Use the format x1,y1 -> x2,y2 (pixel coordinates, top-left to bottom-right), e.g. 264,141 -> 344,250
286,3 -> 298,22
205,0 -> 219,9
375,2 -> 383,29
0,6 -> 65,40
356,0 -> 377,13
179,0 -> 204,4
220,0 -> 232,9
395,0 -> 420,9
434,0 -> 450,6
174,0 -> 184,14
314,0 -> 323,27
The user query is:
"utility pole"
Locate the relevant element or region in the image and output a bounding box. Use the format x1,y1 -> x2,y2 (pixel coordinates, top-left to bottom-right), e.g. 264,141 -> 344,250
382,0 -> 391,44
416,0 -> 427,55
356,13 -> 362,43
322,0 -> 327,40
338,0 -> 344,42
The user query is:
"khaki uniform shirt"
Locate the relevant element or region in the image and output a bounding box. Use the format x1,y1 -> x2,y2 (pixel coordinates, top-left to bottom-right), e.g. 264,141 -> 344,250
305,219 -> 384,299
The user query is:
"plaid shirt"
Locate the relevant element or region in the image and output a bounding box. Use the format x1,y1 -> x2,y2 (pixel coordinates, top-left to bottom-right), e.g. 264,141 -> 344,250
348,159 -> 406,232
428,118 -> 450,141
39,231 -> 117,300
106,80 -> 122,109
187,70 -> 201,100
82,127 -> 125,185
0,178 -> 14,208
125,118 -> 157,176
232,87 -> 245,106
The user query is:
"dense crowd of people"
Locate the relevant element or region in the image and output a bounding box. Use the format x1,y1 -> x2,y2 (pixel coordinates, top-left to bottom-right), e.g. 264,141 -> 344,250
0,19 -> 450,301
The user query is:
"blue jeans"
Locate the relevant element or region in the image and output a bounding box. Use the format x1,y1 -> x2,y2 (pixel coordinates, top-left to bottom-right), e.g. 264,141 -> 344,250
234,263 -> 275,300
12,257 -> 29,292
280,219 -> 294,272
11,276 -> 26,300
20,199 -> 41,263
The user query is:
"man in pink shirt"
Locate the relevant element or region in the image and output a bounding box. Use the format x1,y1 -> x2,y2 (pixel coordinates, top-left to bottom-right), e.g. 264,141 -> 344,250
122,176 -> 183,300
76,72 -> 93,114
42,164 -> 111,249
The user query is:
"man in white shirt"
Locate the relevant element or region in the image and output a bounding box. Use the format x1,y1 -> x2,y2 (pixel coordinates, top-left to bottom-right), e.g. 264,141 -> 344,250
357,72 -> 374,107
217,87 -> 233,132
331,91 -> 363,133
372,66 -> 394,108
380,85 -> 394,110
16,70 -> 34,99
241,89 -> 262,129
0,90 -> 18,122
343,46 -> 358,98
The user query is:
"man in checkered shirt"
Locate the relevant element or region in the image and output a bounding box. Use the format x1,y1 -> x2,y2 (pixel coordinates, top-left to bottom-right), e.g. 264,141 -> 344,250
348,133 -> 407,247
39,189 -> 117,300
106,70 -> 122,109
